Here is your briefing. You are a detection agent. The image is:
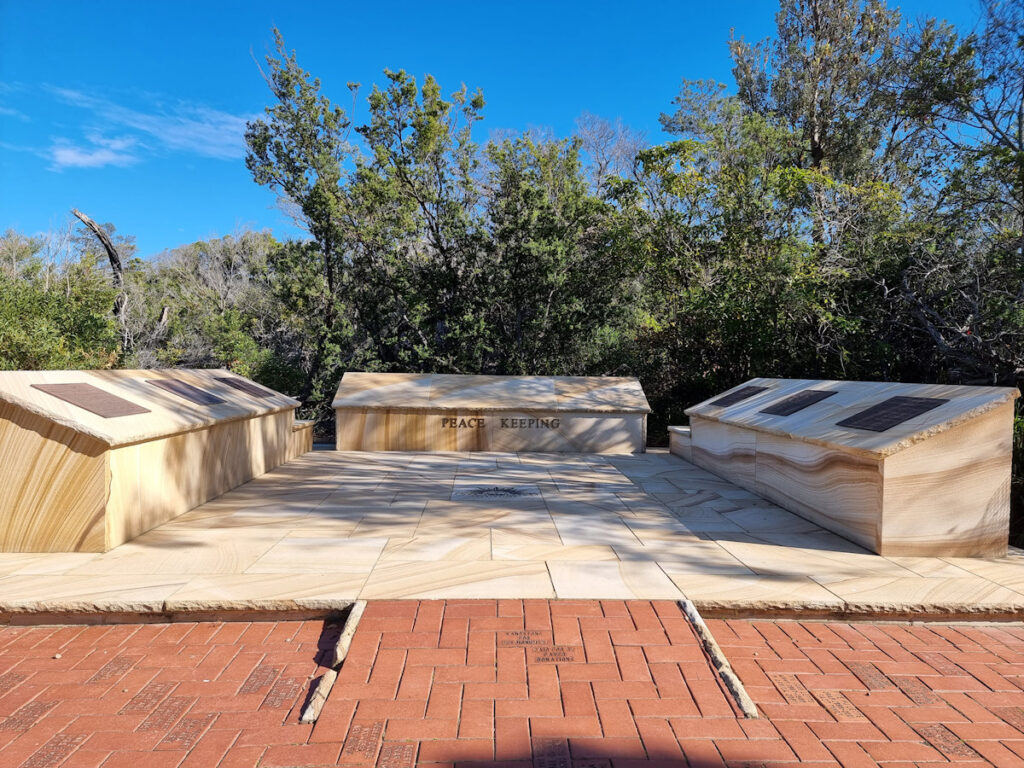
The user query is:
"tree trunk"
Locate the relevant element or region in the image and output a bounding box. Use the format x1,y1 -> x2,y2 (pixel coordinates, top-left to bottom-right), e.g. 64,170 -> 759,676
71,208 -> 131,353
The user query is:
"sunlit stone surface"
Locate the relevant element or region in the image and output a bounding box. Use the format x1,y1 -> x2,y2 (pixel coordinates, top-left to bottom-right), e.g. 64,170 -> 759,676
678,378 -> 1020,557
0,368 -> 311,553
333,372 -> 650,453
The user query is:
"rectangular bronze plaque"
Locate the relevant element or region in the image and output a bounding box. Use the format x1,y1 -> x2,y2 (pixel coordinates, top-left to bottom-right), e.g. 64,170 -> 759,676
836,396 -> 948,432
31,383 -> 150,419
147,378 -> 226,406
708,385 -> 770,408
760,389 -> 837,417
215,376 -> 276,398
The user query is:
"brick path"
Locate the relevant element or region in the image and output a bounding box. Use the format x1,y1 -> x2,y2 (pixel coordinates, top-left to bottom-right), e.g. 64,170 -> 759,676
2,601 -> 1024,766
711,616 -> 1024,767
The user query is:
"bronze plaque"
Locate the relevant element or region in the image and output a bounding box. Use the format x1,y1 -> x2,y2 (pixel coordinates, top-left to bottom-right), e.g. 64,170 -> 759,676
836,396 -> 948,432
31,383 -> 150,419
147,378 -> 226,406
708,385 -> 769,408
215,376 -> 276,398
760,389 -> 836,417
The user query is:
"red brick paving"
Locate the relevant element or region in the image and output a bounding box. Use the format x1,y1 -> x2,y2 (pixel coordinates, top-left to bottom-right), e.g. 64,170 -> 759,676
3,603 -> 1024,766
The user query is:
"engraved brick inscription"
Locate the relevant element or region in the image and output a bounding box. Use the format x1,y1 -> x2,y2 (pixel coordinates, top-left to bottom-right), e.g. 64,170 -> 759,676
137,696 -> 194,732
88,654 -> 140,683
239,664 -> 279,694
533,737 -> 571,768
892,675 -> 940,705
498,630 -> 550,647
159,713 -> 216,749
0,671 -> 27,695
915,724 -> 979,758
767,672 -> 816,704
0,700 -> 57,731
848,662 -> 895,689
21,733 -> 86,768
813,690 -> 866,721
262,677 -> 303,709
377,742 -> 417,768
339,720 -> 384,764
531,645 -> 581,664
120,681 -> 177,714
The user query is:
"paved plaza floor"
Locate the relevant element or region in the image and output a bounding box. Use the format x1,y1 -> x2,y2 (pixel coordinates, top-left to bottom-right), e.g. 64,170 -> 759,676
4,601 -> 1024,767
2,450 -> 1024,617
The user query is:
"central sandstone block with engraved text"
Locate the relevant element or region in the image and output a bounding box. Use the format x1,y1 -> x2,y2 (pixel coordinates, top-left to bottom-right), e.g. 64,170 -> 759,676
675,378 -> 1019,557
332,372 -> 649,453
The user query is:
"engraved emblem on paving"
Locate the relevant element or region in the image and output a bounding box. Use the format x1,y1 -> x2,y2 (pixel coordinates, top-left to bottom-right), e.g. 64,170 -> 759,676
450,484 -> 542,500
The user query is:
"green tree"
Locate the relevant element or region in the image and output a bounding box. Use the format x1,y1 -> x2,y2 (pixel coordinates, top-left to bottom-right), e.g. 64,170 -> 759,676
0,231 -> 120,370
482,136 -> 628,374
245,29 -> 353,400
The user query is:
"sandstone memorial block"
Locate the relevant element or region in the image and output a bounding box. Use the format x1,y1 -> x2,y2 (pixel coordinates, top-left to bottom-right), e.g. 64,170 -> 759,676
675,378 -> 1019,557
333,372 -> 649,453
0,368 -> 312,553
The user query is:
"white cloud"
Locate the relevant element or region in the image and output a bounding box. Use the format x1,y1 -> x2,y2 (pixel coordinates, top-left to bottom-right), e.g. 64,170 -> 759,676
49,139 -> 139,169
47,86 -> 256,160
0,105 -> 29,121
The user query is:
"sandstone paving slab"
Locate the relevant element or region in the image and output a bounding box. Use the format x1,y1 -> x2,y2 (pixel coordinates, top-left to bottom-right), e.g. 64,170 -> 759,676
379,535 -> 492,562
164,572 -> 368,610
492,531 -> 618,561
0,574 -> 189,613
546,561 -> 684,599
67,528 -> 287,576
358,560 -> 555,599
246,536 -> 390,573
670,573 -> 847,612
2,449 -> 1024,614
817,575 -> 1024,612
0,553 -> 100,576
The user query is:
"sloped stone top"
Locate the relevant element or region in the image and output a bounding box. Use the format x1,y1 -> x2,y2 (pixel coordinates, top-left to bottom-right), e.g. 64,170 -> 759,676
332,372 -> 651,413
685,377 -> 1019,459
0,368 -> 299,448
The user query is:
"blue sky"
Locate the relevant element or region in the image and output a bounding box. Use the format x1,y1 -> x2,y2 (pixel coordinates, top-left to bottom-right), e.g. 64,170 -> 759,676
1,1 -> 982,258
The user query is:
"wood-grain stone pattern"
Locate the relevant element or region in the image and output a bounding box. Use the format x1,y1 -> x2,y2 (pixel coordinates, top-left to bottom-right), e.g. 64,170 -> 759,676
333,373 -> 650,453
0,369 -> 311,553
679,379 -> 1019,558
